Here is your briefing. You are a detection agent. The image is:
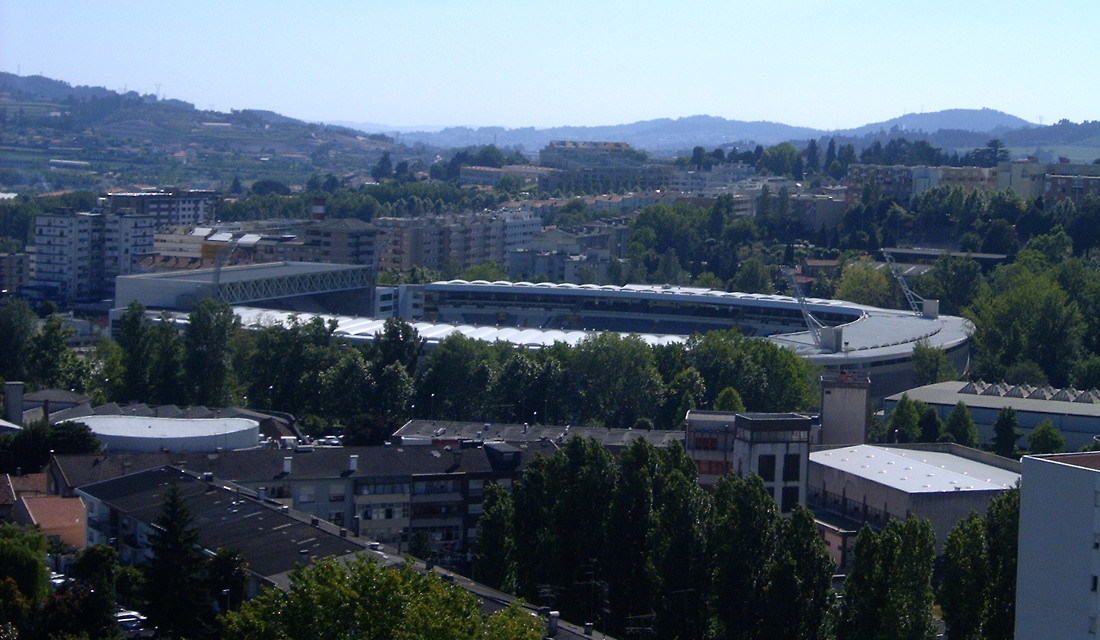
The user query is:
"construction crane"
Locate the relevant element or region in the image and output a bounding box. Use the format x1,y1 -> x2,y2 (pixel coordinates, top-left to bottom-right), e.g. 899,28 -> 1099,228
781,266 -> 824,348
881,249 -> 924,315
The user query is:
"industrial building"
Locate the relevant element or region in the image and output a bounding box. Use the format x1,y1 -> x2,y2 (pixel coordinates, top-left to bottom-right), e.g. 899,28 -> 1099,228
807,443 -> 1019,569
113,261 -> 374,314
884,380 -> 1100,450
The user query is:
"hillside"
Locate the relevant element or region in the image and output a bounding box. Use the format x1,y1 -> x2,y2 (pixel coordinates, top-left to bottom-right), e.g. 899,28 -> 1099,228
0,73 -> 401,192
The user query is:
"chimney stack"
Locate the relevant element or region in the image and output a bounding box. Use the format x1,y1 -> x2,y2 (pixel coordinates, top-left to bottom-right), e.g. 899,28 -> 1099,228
311,198 -> 326,220
348,454 -> 359,473
283,456 -> 292,474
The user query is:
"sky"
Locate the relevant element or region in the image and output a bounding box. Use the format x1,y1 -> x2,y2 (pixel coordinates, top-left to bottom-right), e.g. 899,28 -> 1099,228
2,1 -> 1098,132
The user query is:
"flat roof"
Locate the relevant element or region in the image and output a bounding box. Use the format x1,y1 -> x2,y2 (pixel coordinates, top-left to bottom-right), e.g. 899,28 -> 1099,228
116,261 -> 364,285
810,444 -> 1019,493
79,415 -> 258,438
1027,452 -> 1100,472
887,382 -> 1100,417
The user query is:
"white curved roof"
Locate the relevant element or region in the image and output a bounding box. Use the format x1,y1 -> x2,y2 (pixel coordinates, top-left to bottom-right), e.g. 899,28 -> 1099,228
79,415 -> 258,438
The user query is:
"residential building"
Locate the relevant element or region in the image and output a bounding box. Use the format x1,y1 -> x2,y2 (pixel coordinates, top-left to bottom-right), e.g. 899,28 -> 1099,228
52,442 -> 532,572
1015,452 -> 1100,639
1045,174 -> 1100,205
997,159 -> 1100,200
373,211 -> 540,273
12,495 -> 85,549
282,218 -> 378,266
684,411 -> 810,511
28,211 -> 157,304
106,189 -> 219,227
0,252 -> 30,295
78,466 -> 363,592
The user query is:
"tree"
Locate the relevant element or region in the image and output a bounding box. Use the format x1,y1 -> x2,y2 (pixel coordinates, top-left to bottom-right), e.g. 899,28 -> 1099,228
944,402 -> 979,447
911,340 -> 955,386
473,483 -> 516,594
708,473 -> 779,640
371,152 -> 393,181
838,517 -> 936,640
208,547 -> 249,615
887,394 -> 921,443
835,257 -> 893,308
0,298 -> 36,382
1027,419 -> 1064,454
221,555 -> 542,640
939,513 -> 987,640
146,315 -> 186,405
68,544 -> 120,639
761,506 -> 834,640
183,298 -> 239,406
983,487 -> 1019,640
732,257 -> 773,294
25,314 -> 87,391
916,402 -> 943,443
991,407 -> 1020,458
572,333 -> 664,429
144,482 -> 212,639
713,386 -> 746,412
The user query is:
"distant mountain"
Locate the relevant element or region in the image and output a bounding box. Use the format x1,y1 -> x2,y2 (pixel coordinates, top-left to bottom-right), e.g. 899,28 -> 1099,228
838,108 -> 1036,137
348,110 -> 1042,156
368,115 -> 822,155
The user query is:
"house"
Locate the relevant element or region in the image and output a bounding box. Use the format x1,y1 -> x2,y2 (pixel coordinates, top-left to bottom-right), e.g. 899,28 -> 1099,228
12,494 -> 85,548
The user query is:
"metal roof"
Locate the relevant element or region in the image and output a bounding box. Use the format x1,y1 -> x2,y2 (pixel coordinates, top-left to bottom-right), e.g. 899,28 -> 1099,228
810,444 -> 1019,493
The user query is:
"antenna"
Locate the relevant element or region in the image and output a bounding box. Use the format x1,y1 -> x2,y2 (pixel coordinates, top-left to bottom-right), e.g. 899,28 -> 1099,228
155,83 -> 162,100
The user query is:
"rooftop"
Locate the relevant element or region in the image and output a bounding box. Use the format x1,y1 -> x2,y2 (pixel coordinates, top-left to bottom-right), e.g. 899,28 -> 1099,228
887,381 -> 1100,417
810,444 -> 1020,493
116,261 -> 364,285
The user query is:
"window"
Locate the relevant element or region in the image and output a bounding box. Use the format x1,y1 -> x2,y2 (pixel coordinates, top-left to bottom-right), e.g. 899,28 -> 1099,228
298,486 -> 315,503
757,455 -> 776,482
783,453 -> 801,482
1092,576 -> 1097,592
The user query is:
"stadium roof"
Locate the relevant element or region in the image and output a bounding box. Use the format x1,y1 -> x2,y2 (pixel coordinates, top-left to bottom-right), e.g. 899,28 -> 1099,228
887,381 -> 1100,417
118,261 -> 360,285
810,444 -> 1020,493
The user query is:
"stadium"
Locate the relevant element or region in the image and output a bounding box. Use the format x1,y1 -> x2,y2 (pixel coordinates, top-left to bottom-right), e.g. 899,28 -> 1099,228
231,279 -> 972,400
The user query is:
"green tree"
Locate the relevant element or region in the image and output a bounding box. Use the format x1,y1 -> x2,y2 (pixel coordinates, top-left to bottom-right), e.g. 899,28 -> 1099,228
146,315 -> 186,405
0,298 -> 36,382
713,386 -> 746,412
222,555 -> 542,640
1027,418 -> 1065,454
983,487 -> 1019,640
732,257 -> 773,294
473,483 -> 516,594
68,544 -> 119,639
939,513 -> 987,640
991,407 -> 1020,458
835,257 -> 893,308
839,517 -> 936,640
944,402 -> 979,447
911,340 -> 955,386
183,298 -> 239,406
144,482 -> 212,639
888,393 -> 921,443
605,439 -> 658,635
0,524 -> 49,610
370,316 -> 424,374
572,333 -> 664,429
208,547 -> 249,615
708,473 -> 779,640
916,403 -> 943,443
25,314 -> 88,391
760,506 -> 834,640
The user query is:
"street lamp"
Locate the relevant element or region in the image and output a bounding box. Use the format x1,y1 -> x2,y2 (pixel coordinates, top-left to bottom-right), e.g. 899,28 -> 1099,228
430,393 -> 436,420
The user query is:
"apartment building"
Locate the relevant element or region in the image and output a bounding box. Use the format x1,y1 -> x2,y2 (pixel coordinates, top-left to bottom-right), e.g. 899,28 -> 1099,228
28,211 -> 156,304
0,252 -> 30,295
282,218 -> 378,266
1015,453 -> 1100,639
374,211 -> 540,272
106,189 -> 219,226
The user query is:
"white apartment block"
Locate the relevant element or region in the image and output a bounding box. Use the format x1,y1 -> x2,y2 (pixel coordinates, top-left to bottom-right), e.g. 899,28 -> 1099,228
1016,453 -> 1100,639
107,189 -> 218,227
31,211 -> 157,304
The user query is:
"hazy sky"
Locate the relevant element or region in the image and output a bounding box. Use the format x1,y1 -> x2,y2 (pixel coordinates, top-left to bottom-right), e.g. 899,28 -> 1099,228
2,1 -> 1096,131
